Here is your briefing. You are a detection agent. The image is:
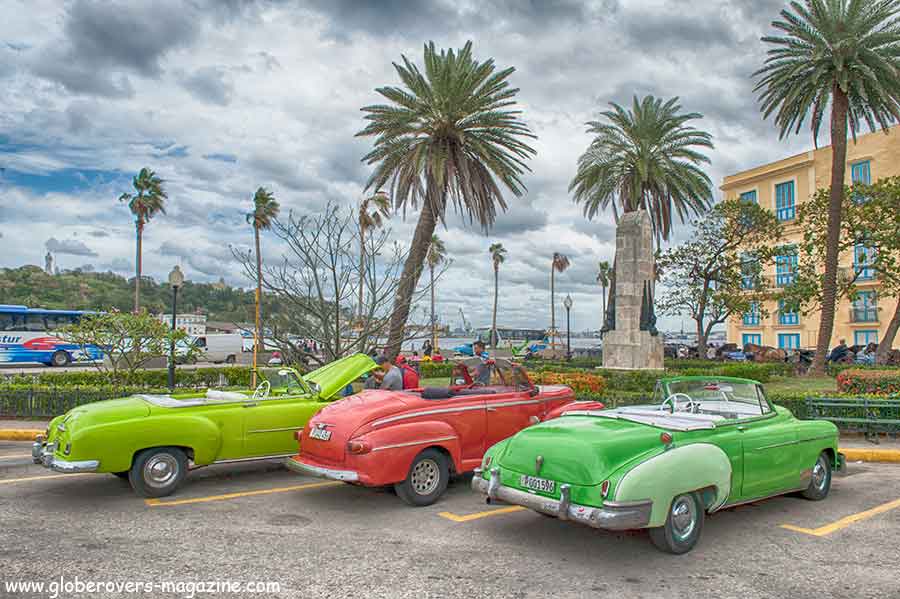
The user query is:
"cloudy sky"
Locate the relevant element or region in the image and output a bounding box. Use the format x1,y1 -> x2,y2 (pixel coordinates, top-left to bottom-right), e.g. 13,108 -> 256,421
0,0 -> 818,332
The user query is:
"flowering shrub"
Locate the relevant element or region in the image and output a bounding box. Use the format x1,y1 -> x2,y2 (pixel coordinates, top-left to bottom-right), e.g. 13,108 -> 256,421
836,369 -> 900,395
531,371 -> 606,395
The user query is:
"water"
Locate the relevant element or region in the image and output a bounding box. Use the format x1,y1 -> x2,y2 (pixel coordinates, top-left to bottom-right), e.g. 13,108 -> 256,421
400,336 -> 600,352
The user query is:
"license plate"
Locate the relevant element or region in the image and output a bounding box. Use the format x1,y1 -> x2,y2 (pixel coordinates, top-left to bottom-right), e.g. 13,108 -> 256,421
308,428 -> 332,441
520,475 -> 555,493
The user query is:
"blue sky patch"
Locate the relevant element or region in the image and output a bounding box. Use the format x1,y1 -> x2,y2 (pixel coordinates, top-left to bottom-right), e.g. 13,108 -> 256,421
1,168 -> 126,194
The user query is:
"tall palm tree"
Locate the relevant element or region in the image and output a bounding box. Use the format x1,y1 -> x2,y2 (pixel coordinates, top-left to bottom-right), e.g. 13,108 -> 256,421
357,41 -> 536,358
357,190 -> 392,321
755,0 -> 900,374
550,252 -> 570,349
246,187 -> 280,383
596,260 -> 612,318
569,95 -> 714,244
119,167 -> 167,312
489,243 -> 507,348
426,235 -> 447,352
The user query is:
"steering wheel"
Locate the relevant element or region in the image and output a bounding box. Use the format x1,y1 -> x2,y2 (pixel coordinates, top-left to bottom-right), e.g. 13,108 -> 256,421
252,380 -> 271,401
659,392 -> 696,414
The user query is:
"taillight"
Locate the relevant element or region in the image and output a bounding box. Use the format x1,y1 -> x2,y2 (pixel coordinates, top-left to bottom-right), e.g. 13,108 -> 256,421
482,455 -> 492,468
294,429 -> 303,442
600,479 -> 610,498
348,440 -> 370,455
660,432 -> 673,445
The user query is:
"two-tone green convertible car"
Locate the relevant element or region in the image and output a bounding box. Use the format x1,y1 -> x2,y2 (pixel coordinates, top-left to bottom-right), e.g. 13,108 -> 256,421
32,353 -> 376,497
473,376 -> 843,554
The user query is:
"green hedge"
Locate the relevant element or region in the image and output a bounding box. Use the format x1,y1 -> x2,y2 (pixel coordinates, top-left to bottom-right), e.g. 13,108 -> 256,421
2,367 -> 253,389
0,384 -> 193,419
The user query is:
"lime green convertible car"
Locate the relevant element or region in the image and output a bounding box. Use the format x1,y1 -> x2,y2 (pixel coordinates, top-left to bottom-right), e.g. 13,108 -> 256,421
32,353 -> 376,497
473,376 -> 844,554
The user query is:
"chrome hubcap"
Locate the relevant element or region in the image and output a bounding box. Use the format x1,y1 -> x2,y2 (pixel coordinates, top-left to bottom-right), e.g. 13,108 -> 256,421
144,454 -> 179,488
812,458 -> 827,491
411,458 -> 440,496
671,495 -> 697,541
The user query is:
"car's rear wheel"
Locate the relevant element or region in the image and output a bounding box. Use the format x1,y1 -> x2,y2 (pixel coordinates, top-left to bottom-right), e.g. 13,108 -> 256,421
394,448 -> 449,507
129,447 -> 188,498
50,350 -> 71,367
649,492 -> 705,554
802,452 -> 832,501
225,355 -> 236,364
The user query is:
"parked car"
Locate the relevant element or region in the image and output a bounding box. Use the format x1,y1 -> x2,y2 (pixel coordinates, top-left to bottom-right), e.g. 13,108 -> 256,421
32,354 -> 376,497
285,358 -> 594,506
472,375 -> 843,554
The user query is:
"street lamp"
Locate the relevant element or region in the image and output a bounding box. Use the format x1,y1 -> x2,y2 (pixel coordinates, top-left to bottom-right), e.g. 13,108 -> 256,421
563,294 -> 573,360
167,265 -> 185,392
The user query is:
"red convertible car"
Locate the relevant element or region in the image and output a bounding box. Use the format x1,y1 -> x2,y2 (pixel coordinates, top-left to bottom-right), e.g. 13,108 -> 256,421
285,359 -> 593,506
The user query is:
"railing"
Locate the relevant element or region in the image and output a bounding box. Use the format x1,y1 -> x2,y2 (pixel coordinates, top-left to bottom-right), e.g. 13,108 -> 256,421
805,397 -> 900,440
849,307 -> 879,323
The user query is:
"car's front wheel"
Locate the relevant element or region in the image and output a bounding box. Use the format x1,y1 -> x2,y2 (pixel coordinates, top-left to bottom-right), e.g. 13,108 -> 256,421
129,447 -> 188,498
394,449 -> 449,507
649,492 -> 705,554
50,350 -> 71,367
802,452 -> 832,501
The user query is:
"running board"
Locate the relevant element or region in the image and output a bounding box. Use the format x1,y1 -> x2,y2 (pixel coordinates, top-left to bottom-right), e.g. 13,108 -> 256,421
190,453 -> 296,469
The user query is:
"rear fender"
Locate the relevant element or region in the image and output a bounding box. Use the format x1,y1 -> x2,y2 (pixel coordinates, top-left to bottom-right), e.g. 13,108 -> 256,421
612,443 -> 732,528
355,421 -> 462,485
72,415 -> 222,473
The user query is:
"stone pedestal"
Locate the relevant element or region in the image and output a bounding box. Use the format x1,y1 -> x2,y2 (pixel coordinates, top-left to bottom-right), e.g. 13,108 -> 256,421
602,211 -> 664,370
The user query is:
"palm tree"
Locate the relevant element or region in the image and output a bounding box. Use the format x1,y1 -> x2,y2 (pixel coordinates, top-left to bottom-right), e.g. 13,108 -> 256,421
357,41 -> 536,358
550,252 -> 570,349
119,167 -> 167,312
596,260 -> 612,317
569,95 -> 714,244
357,190 -> 392,321
246,187 -> 280,383
426,235 -> 447,352
755,0 -> 900,375
489,243 -> 507,348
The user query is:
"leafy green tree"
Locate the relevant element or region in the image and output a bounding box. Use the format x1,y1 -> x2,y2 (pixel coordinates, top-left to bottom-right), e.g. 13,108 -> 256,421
246,187 -> 280,380
357,41 -> 536,358
569,95 -> 714,244
755,0 -> 900,373
550,252 -> 570,349
596,260 -> 612,319
657,199 -> 782,357
489,242 -> 507,348
61,310 -> 194,386
119,168 -> 167,312
786,179 -> 900,363
358,190 -> 392,321
426,235 -> 447,351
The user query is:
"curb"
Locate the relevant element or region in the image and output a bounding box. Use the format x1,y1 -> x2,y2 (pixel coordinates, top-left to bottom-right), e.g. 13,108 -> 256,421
841,448 -> 900,464
0,430 -> 43,441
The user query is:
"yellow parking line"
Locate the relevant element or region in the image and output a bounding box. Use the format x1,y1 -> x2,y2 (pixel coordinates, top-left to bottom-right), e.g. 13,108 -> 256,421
438,506 -> 526,522
144,481 -> 342,507
0,474 -> 89,485
781,497 -> 900,537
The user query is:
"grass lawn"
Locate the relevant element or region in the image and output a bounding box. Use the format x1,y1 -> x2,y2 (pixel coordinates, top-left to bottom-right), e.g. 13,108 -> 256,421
752,375 -> 837,395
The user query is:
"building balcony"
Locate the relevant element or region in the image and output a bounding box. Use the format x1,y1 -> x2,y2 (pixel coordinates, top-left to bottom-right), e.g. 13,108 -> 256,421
849,307 -> 879,323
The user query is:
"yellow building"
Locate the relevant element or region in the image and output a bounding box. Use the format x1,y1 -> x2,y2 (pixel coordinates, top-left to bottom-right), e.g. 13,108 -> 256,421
722,127 -> 899,351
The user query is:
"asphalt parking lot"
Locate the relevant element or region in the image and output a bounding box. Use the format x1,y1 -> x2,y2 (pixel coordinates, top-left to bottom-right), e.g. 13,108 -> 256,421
1,441 -> 899,599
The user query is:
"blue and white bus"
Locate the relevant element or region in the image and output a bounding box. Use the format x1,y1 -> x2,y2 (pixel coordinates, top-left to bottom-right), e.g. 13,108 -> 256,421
0,305 -> 103,367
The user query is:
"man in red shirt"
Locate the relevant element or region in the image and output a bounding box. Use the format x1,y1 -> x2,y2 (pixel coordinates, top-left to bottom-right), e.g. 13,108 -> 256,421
395,355 -> 420,390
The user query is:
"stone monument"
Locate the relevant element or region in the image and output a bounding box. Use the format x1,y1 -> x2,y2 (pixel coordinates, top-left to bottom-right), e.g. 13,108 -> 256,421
601,210 -> 663,369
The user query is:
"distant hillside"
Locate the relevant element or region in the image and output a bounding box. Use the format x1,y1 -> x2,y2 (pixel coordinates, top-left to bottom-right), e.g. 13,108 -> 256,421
0,265 -> 258,323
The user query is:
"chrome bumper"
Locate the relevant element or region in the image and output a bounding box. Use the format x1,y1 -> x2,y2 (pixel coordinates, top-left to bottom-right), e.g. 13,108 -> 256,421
472,467 -> 651,530
31,438 -> 99,474
284,457 -> 359,482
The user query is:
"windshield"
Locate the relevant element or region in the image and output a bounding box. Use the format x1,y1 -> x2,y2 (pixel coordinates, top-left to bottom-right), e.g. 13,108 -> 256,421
257,368 -> 308,394
653,379 -> 771,420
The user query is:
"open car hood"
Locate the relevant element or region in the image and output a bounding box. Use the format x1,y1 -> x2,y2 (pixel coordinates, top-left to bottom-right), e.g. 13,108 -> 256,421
304,353 -> 378,401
